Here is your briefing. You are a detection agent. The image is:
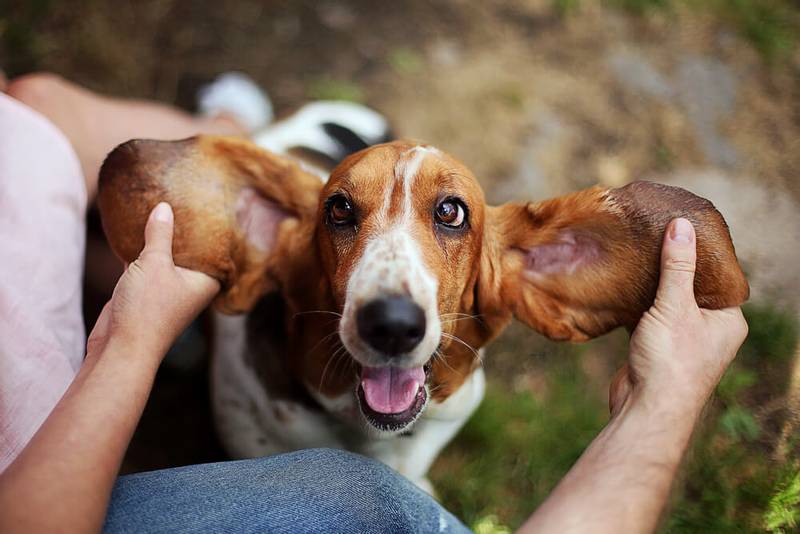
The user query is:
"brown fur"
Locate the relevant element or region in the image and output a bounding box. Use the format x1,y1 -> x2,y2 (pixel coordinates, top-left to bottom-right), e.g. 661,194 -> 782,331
98,136 -> 749,405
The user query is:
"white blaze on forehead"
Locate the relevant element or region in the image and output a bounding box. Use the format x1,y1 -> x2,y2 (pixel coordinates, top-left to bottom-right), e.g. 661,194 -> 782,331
347,229 -> 438,303
379,145 -> 441,223
340,145 -> 443,367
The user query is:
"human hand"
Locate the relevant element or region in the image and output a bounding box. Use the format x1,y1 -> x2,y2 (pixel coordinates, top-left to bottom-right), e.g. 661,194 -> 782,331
87,202 -> 220,364
609,218 -> 748,416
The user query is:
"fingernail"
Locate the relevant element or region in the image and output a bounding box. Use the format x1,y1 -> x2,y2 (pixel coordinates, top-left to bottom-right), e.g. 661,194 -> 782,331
670,218 -> 692,243
153,202 -> 173,223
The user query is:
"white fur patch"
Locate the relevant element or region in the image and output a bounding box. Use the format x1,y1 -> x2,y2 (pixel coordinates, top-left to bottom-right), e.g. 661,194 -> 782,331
339,229 -> 440,369
253,101 -> 389,160
198,72 -> 273,132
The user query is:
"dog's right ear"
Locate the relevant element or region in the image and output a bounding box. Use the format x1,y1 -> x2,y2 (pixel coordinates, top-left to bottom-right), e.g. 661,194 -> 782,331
98,135 -> 323,313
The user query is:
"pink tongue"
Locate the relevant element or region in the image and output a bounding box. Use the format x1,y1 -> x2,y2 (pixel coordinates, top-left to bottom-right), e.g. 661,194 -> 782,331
361,366 -> 425,414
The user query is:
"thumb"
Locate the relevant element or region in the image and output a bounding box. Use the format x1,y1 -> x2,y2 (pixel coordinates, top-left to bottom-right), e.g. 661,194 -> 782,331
143,202 -> 175,258
655,217 -> 697,310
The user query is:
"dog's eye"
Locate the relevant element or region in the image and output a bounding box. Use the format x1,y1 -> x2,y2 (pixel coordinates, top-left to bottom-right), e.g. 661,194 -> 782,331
435,199 -> 466,228
327,195 -> 355,226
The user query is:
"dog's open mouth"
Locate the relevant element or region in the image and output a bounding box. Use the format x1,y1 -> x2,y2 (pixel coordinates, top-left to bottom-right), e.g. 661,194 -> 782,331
356,363 -> 430,432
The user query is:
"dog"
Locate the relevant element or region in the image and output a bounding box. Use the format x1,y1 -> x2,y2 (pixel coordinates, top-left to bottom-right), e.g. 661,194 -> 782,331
97,105 -> 749,491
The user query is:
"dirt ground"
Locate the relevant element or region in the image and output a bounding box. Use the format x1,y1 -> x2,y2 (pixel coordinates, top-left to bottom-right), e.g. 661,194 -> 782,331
4,0 -> 800,529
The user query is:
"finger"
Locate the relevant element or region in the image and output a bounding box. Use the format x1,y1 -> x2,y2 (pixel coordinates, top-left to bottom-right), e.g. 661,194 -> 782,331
143,202 -> 175,258
656,217 -> 697,309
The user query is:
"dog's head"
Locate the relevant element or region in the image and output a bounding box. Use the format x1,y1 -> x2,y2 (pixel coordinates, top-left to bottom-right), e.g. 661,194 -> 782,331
315,142 -> 488,429
99,136 -> 749,433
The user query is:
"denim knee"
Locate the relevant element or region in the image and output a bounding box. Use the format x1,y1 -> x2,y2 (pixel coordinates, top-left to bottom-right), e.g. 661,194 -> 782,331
105,448 -> 469,533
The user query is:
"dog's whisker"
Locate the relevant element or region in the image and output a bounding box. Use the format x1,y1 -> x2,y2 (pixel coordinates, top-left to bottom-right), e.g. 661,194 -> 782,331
330,346 -> 351,386
438,313 -> 485,328
441,332 -> 482,364
440,318 -> 475,327
431,348 -> 456,374
305,329 -> 341,361
427,382 -> 446,396
318,352 -> 336,391
318,342 -> 348,390
318,341 -> 342,389
439,312 -> 483,320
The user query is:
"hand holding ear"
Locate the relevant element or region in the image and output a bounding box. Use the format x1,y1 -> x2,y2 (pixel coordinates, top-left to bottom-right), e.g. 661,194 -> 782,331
609,218 -> 749,417
87,203 -> 221,364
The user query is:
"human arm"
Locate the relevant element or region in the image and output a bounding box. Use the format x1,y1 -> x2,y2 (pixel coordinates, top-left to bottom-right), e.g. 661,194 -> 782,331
0,203 -> 220,532
519,218 -> 748,533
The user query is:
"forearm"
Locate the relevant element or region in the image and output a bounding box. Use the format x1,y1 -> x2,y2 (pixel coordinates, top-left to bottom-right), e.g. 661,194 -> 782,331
0,340 -> 158,532
520,391 -> 703,534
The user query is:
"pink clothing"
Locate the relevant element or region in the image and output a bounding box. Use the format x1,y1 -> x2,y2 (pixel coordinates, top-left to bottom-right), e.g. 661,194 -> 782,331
0,93 -> 86,472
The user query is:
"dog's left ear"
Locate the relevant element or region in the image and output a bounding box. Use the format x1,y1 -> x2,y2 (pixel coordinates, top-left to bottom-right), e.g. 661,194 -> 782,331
478,181 -> 749,341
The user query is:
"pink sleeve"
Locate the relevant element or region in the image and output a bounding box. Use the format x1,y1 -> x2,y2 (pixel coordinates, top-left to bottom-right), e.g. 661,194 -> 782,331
0,93 -> 87,472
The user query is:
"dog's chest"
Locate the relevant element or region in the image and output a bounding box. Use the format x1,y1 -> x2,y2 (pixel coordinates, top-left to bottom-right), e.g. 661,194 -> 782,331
211,312 -> 355,457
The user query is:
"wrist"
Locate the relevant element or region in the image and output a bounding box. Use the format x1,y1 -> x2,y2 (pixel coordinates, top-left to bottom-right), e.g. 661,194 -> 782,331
623,384 -> 706,429
605,387 -> 702,475
86,335 -> 163,375
632,364 -> 718,414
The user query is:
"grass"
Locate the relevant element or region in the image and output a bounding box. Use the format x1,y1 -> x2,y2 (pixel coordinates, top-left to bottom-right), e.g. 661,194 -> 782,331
431,303 -> 799,532
387,47 -> 424,75
764,466 -> 800,533
431,345 -> 606,530
306,78 -> 365,103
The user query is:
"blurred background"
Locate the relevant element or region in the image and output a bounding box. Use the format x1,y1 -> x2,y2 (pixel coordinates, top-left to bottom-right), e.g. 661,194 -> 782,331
3,0 -> 799,531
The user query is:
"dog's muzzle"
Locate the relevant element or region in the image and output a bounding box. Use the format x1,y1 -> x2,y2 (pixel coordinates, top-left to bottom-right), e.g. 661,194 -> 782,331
354,295 -> 430,431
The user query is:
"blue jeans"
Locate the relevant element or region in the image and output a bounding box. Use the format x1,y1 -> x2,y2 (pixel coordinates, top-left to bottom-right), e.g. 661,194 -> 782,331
105,448 -> 470,533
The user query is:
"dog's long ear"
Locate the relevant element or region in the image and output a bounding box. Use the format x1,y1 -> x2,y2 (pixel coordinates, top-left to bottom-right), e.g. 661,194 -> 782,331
478,181 -> 749,341
98,135 -> 323,314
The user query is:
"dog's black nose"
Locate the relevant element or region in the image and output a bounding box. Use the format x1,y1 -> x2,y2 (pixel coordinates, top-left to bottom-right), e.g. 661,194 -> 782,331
357,296 -> 426,355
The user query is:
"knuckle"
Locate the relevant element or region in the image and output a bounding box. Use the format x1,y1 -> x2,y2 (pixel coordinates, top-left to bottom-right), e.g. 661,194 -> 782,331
140,249 -> 171,265
663,257 -> 696,274
128,260 -> 145,274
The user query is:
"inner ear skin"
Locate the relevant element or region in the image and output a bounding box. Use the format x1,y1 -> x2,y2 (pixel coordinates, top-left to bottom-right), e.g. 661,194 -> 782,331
235,188 -> 291,253
477,182 -> 749,342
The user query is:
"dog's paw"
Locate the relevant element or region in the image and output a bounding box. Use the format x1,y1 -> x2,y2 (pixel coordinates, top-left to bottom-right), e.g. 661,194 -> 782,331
198,72 -> 273,133
253,101 -> 392,162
